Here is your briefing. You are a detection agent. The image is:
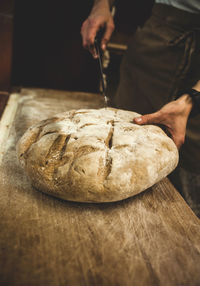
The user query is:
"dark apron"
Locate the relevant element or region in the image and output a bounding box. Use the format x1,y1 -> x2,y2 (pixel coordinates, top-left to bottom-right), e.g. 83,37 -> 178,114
114,3 -> 200,174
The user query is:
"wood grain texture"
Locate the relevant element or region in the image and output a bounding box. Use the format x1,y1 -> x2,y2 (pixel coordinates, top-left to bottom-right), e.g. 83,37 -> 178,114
0,88 -> 200,286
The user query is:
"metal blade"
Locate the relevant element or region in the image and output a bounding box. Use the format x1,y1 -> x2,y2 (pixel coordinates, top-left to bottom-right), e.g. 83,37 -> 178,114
94,39 -> 108,107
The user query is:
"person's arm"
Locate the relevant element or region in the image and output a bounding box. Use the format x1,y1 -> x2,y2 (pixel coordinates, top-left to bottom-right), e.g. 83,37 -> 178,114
81,0 -> 115,58
193,80 -> 200,93
133,81 -> 200,149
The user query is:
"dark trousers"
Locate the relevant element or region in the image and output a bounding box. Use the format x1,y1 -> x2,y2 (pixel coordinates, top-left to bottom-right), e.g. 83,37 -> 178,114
113,3 -> 200,217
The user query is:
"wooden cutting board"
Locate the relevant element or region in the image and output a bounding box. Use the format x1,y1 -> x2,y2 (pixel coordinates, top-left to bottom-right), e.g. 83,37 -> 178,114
0,88 -> 200,286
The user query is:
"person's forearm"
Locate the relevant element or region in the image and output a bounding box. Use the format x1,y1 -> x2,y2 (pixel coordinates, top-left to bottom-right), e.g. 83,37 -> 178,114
108,0 -> 115,6
93,0 -> 115,9
90,0 -> 111,18
176,80 -> 200,117
193,80 -> 200,91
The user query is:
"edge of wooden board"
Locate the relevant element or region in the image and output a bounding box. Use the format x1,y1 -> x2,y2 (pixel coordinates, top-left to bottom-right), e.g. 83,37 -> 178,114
0,93 -> 21,163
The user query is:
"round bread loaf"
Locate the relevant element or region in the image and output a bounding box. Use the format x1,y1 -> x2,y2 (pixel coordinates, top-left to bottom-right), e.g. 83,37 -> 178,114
17,108 -> 179,202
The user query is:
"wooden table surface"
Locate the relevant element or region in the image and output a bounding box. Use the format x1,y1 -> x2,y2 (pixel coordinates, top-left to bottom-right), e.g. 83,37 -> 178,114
0,88 -> 200,286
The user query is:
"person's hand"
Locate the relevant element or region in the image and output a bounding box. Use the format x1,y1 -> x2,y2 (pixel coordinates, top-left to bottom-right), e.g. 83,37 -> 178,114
133,95 -> 193,149
81,0 -> 114,58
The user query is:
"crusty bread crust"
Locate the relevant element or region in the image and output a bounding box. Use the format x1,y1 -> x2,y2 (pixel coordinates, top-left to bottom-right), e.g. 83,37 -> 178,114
17,108 -> 179,202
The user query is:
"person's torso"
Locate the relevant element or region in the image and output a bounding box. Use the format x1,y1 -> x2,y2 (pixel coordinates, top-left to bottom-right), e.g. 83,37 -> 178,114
155,0 -> 200,14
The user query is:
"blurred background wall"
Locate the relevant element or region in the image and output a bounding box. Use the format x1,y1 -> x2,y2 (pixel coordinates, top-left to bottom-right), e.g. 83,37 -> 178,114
0,0 -> 154,93
0,0 -> 14,92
